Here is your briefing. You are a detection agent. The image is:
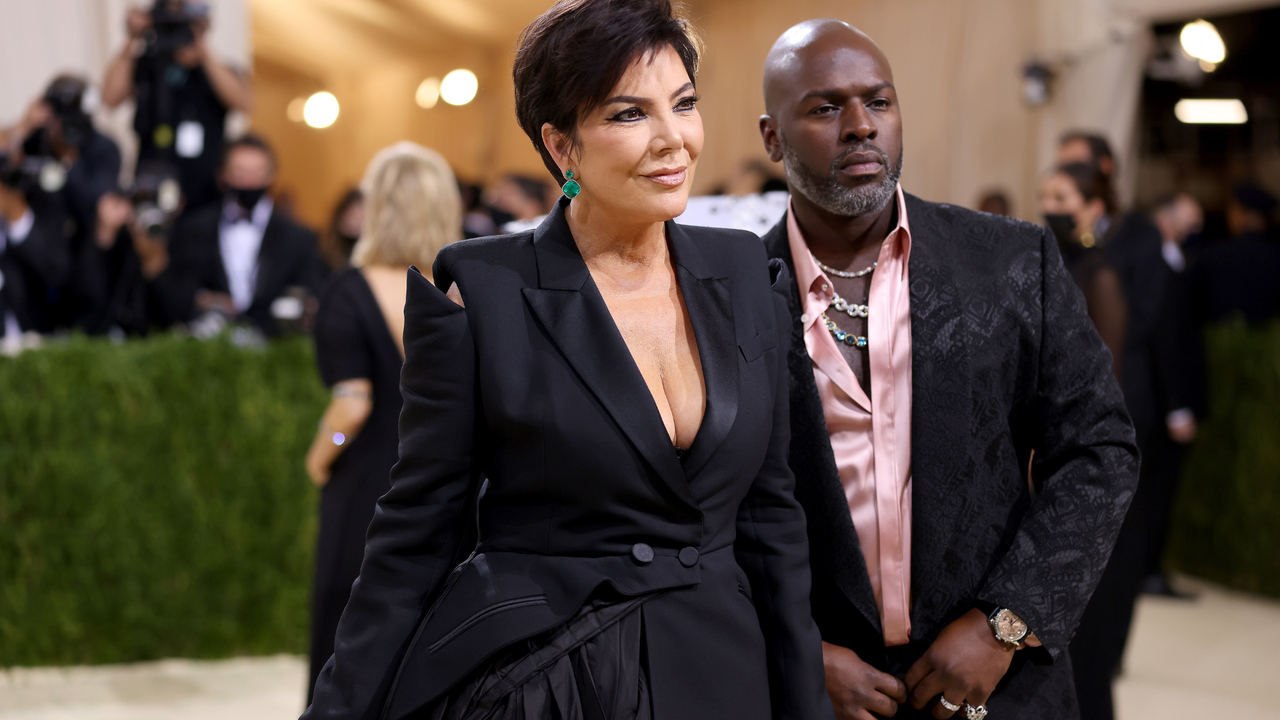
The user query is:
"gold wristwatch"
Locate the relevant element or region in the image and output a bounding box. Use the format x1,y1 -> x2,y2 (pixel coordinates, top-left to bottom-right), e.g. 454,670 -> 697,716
987,607 -> 1029,648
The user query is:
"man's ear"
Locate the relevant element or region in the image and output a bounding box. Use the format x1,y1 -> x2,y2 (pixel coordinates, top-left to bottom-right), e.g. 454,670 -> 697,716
759,115 -> 784,163
541,122 -> 573,175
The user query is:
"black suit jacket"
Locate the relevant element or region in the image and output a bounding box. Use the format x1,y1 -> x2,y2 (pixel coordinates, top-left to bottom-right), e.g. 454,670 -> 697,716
763,195 -> 1139,719
305,200 -> 834,720
0,200 -> 71,334
150,202 -> 321,335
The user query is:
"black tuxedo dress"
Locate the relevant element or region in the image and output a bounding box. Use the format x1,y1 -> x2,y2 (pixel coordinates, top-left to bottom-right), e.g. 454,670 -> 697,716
763,195 -> 1139,719
305,200 -> 834,720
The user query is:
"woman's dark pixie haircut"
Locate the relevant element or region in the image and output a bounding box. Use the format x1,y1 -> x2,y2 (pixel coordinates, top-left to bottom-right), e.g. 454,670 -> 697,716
513,0 -> 700,185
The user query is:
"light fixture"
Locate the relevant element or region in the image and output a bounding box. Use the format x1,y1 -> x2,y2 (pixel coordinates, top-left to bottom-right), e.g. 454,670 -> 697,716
304,92 -> 339,128
416,77 -> 441,109
287,97 -> 306,123
440,69 -> 478,106
1180,20 -> 1226,65
1175,98 -> 1247,124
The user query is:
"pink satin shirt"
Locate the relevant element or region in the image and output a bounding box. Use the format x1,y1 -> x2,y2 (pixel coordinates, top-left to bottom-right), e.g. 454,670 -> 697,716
786,186 -> 914,646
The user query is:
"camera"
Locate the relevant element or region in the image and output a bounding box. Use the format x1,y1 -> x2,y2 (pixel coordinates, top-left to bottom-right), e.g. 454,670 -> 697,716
145,0 -> 210,61
0,150 -> 66,195
41,77 -> 94,151
130,162 -> 183,237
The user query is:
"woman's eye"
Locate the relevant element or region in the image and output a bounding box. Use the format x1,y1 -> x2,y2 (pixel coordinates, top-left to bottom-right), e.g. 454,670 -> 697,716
675,96 -> 699,112
611,107 -> 646,122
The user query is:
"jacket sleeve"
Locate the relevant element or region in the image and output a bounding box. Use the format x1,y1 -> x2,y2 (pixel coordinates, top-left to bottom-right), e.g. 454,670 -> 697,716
734,258 -> 836,720
978,227 -> 1140,657
304,266 -> 480,720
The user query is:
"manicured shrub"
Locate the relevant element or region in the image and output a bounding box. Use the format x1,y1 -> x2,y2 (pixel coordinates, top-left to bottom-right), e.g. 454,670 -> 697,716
0,334 -> 325,666
1167,318 -> 1280,598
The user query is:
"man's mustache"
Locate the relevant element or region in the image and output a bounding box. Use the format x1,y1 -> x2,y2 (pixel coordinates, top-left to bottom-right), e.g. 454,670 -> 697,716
831,144 -> 890,172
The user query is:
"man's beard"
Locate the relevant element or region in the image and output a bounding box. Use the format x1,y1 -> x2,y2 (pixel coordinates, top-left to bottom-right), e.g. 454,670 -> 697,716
780,134 -> 903,218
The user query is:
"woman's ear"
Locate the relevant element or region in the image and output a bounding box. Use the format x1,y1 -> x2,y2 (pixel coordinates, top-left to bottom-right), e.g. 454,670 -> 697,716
1083,197 -> 1107,226
541,123 -> 572,175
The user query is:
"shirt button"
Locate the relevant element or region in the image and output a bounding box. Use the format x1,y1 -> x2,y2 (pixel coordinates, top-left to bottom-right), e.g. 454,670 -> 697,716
678,547 -> 699,567
821,283 -> 829,291
631,543 -> 654,565
800,313 -> 810,324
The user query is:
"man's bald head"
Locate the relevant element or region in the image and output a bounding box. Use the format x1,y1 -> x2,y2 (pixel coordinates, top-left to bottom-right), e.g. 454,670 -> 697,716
758,19 -> 903,220
763,19 -> 892,116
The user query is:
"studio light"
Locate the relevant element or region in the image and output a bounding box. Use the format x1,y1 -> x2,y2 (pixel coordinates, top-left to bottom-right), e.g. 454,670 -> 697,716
287,97 -> 306,123
440,69 -> 478,106
1175,98 -> 1247,124
304,92 -> 339,128
1180,20 -> 1226,65
416,78 -> 441,109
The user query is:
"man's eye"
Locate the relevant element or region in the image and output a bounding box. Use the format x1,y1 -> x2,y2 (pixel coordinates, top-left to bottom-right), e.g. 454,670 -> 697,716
812,105 -> 838,115
869,99 -> 890,109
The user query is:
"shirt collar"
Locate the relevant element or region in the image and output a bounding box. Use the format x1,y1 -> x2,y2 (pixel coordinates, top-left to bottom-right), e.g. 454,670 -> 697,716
786,184 -> 912,328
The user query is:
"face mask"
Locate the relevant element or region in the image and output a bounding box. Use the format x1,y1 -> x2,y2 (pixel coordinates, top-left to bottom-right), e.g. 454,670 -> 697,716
229,186 -> 268,211
1044,214 -> 1077,244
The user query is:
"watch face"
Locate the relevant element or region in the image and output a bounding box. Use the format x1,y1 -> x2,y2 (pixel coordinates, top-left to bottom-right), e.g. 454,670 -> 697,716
997,610 -> 1027,641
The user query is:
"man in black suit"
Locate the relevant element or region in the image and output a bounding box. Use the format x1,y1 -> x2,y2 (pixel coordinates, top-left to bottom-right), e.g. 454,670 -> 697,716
758,21 -> 1138,719
0,151 -> 71,340
138,134 -> 322,336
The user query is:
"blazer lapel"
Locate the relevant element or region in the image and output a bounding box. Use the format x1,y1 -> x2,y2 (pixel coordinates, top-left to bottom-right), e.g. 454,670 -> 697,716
251,211 -> 282,308
521,202 -> 694,507
905,195 -> 974,634
665,221 -> 737,479
762,218 -> 883,638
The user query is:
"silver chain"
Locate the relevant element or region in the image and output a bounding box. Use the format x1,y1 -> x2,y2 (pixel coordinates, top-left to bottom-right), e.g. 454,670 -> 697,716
813,253 -> 877,278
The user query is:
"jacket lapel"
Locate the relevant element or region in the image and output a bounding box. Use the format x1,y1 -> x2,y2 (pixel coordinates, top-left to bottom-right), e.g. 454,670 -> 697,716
665,221 -> 737,479
761,218 -> 882,638
251,211 -> 281,308
520,201 -> 694,507
904,195 -> 973,635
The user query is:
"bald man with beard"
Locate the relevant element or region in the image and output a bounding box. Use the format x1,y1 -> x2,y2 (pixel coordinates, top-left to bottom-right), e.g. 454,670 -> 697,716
756,20 -> 1139,720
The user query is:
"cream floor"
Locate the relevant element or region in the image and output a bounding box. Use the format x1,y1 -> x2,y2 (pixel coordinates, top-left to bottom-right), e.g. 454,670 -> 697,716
1,576 -> 1277,719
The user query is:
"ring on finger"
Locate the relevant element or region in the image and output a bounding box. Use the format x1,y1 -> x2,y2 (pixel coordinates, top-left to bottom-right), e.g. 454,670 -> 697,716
938,695 -> 962,712
964,702 -> 988,720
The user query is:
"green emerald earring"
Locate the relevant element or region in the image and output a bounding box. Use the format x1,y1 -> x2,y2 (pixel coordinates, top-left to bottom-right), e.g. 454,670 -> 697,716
562,170 -> 581,199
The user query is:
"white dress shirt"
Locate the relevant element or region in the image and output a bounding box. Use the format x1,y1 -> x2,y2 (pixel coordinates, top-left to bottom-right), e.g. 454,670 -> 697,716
219,197 -> 273,313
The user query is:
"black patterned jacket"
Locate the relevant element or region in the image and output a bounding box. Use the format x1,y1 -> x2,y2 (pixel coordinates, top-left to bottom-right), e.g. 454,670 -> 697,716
762,194 -> 1140,719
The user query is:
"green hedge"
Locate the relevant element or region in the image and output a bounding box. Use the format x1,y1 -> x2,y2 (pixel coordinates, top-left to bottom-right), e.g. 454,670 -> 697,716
1,320 -> 1277,668
0,334 -> 325,667
1167,318 -> 1280,598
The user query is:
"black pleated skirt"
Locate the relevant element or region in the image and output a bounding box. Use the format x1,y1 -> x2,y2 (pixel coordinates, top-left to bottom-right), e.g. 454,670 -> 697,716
416,593 -> 657,720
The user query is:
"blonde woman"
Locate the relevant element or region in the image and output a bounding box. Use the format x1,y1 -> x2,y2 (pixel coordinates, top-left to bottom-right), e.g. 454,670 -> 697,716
303,142 -> 462,700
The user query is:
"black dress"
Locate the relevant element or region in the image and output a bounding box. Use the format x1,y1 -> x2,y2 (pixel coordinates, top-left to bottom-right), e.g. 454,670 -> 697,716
308,268 -> 404,699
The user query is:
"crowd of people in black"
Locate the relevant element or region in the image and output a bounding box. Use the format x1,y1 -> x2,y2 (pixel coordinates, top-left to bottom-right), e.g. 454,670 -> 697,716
0,0 -> 557,348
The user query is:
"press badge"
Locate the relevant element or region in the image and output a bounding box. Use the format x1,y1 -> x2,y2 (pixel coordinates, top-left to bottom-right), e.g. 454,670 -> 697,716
175,121 -> 205,158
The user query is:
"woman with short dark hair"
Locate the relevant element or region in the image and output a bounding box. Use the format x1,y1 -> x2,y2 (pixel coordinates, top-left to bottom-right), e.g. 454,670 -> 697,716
303,2 -> 832,719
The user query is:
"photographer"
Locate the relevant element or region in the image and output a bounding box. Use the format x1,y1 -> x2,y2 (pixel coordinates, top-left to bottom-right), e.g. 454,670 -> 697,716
141,134 -> 322,337
5,76 -> 122,242
0,145 -> 72,339
102,0 -> 252,214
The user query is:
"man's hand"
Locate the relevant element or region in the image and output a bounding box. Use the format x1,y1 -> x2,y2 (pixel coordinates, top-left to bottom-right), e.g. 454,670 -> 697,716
194,290 -> 237,316
95,193 -> 132,249
904,609 -> 1015,718
823,641 -> 908,720
130,224 -> 170,279
126,7 -> 152,39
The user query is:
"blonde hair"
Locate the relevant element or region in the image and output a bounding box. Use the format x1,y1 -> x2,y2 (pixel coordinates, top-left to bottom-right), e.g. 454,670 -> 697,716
350,142 -> 463,270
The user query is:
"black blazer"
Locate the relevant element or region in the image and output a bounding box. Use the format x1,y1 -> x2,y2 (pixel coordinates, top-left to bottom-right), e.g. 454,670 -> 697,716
150,202 -> 322,335
763,195 -> 1139,719
0,200 -> 71,334
306,200 -> 834,720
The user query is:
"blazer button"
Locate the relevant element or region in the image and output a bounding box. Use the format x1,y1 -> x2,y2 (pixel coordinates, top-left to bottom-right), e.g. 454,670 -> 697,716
631,543 -> 655,564
678,547 -> 699,567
